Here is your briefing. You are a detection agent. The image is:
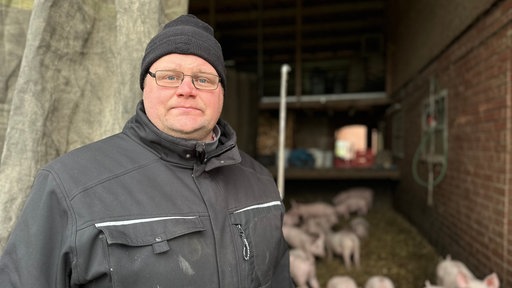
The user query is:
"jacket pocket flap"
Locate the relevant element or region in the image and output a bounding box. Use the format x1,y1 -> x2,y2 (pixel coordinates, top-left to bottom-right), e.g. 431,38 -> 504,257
95,216 -> 205,246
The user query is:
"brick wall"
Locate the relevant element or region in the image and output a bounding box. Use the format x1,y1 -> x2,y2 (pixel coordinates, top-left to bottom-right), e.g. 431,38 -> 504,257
391,0 -> 512,285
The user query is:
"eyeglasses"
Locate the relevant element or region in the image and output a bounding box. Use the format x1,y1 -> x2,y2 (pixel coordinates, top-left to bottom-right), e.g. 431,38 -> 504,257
147,70 -> 221,90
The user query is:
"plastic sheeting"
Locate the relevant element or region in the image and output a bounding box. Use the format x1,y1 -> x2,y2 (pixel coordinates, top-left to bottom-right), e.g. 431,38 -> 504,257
0,0 -> 187,248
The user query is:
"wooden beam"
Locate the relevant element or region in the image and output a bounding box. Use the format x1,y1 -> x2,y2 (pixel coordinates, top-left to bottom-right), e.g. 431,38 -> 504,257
295,0 -> 302,97
193,1 -> 384,22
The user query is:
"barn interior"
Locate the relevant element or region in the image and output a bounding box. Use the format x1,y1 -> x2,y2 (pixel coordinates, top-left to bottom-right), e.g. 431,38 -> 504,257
1,0 -> 510,287
187,1 -> 509,287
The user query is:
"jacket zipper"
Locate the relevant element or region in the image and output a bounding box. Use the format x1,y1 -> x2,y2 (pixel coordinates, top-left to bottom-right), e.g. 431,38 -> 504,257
233,201 -> 281,262
236,224 -> 250,261
233,201 -> 281,261
195,142 -> 207,163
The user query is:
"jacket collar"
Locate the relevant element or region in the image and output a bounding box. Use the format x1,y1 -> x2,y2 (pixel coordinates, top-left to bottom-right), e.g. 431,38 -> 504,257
122,100 -> 241,169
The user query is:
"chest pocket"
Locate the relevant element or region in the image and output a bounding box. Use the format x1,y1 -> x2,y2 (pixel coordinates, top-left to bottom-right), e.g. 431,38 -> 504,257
95,216 -> 209,288
229,201 -> 286,288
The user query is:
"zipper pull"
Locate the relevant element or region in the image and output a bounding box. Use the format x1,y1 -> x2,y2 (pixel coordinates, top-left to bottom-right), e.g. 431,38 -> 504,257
236,224 -> 250,260
195,142 -> 207,163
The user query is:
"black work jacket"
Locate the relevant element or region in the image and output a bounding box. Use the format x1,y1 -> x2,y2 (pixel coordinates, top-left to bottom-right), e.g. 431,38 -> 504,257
0,101 -> 293,288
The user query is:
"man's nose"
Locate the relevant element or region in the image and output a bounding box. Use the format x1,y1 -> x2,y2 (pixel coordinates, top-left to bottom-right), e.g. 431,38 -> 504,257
176,76 -> 197,93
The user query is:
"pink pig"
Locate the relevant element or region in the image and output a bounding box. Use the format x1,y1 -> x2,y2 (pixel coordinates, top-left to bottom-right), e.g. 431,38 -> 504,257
334,197 -> 369,219
326,230 -> 360,269
350,216 -> 369,238
326,275 -> 358,288
289,248 -> 320,288
333,187 -> 374,208
282,225 -> 325,258
283,209 -> 301,226
436,255 -> 500,288
289,200 -> 338,224
301,216 -> 336,236
364,275 -> 394,288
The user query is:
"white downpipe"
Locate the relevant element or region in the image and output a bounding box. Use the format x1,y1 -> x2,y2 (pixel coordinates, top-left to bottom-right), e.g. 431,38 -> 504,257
278,64 -> 291,199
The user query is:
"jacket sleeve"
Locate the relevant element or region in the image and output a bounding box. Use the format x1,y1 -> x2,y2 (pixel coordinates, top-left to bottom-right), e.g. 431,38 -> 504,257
0,169 -> 74,288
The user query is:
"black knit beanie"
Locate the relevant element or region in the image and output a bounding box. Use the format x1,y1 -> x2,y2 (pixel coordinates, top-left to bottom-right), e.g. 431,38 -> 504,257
140,14 -> 226,90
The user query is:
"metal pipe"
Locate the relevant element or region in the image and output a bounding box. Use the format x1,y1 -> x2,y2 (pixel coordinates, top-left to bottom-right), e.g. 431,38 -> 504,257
278,64 -> 291,199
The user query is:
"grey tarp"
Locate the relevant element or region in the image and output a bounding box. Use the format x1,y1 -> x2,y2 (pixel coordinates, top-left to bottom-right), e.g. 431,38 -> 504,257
0,0 -> 188,249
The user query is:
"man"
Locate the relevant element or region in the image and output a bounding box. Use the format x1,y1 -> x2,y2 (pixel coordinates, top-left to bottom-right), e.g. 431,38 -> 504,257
0,14 -> 294,287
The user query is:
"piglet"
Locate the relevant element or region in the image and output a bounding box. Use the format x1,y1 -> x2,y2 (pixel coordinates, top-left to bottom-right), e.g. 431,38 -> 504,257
283,209 -> 301,226
436,255 -> 500,288
326,275 -> 358,288
301,216 -> 336,236
289,200 -> 338,224
326,230 -> 360,269
282,225 -> 325,258
334,197 -> 369,219
333,186 -> 374,208
289,248 -> 320,288
350,216 -> 369,239
364,275 -> 394,288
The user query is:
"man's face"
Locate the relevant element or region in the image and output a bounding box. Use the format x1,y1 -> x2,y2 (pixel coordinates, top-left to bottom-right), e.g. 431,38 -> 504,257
142,54 -> 224,141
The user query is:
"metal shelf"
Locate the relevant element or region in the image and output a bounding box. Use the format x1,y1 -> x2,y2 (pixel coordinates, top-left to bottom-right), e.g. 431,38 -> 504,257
259,92 -> 390,110
266,167 -> 400,180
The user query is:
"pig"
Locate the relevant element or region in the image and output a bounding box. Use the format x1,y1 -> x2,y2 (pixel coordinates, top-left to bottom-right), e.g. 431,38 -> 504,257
301,216 -> 336,236
364,275 -> 394,288
326,230 -> 360,269
333,186 -> 374,208
424,280 -> 443,288
289,248 -> 320,288
436,255 -> 500,288
283,209 -> 301,226
350,216 -> 369,238
289,200 -> 338,224
282,225 -> 325,258
326,275 -> 358,288
334,196 -> 369,219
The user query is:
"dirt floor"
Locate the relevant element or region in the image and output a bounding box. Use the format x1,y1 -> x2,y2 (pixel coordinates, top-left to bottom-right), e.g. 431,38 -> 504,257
283,181 -> 441,288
